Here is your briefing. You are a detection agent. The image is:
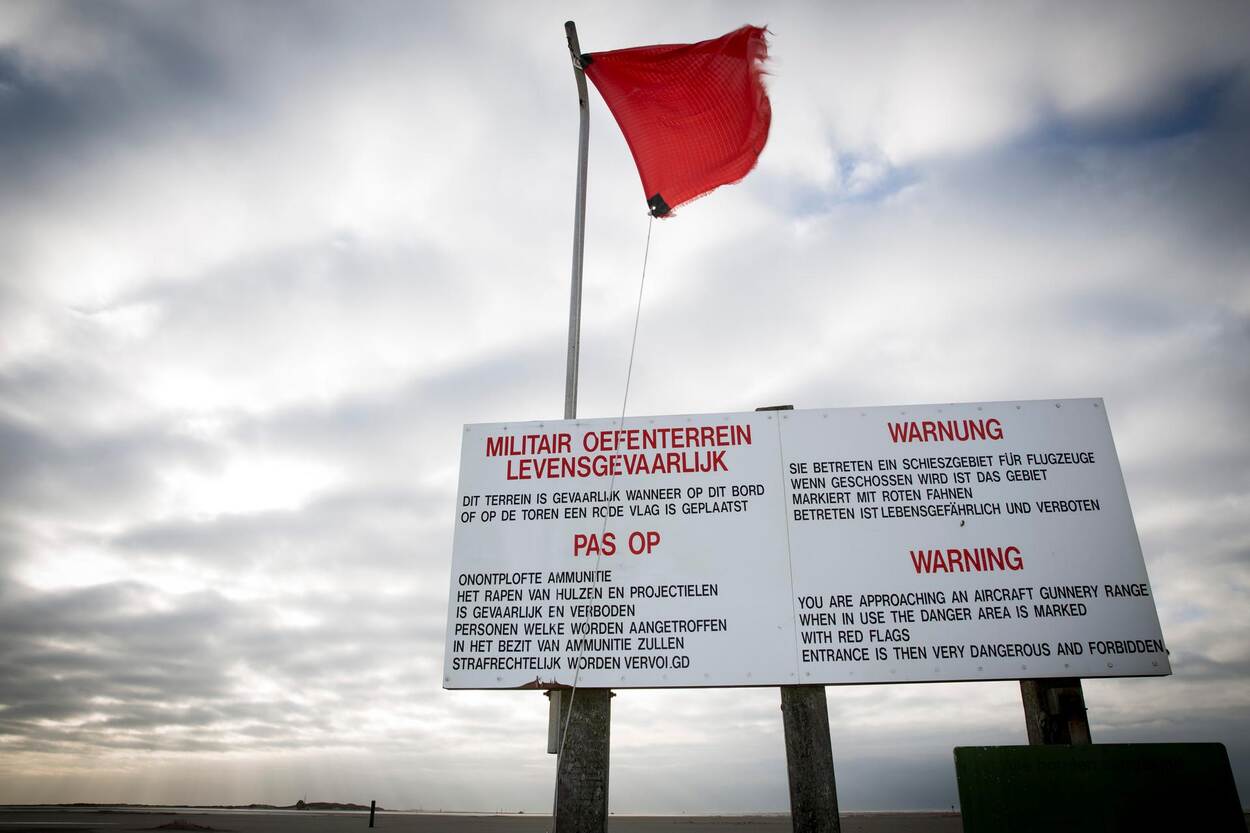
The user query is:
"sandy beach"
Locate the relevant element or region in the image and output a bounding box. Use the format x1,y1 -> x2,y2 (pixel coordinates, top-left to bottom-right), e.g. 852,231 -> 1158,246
4,806 -> 1249,832
0,807 -> 968,833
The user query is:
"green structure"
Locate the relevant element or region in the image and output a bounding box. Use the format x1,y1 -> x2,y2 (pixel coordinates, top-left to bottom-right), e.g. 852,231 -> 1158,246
955,743 -> 1243,832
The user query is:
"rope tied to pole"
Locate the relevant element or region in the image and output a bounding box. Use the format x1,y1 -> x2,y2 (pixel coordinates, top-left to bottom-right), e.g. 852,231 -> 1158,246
552,214 -> 655,820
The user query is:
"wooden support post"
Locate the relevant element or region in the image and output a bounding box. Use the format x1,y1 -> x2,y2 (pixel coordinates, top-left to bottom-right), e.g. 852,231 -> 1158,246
368,799 -> 376,828
554,688 -> 611,833
755,405 -> 841,833
546,689 -> 562,753
1019,677 -> 1092,745
780,686 -> 841,833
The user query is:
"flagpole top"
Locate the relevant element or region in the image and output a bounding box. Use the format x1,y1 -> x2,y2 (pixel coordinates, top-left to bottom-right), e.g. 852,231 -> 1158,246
565,21 -> 589,70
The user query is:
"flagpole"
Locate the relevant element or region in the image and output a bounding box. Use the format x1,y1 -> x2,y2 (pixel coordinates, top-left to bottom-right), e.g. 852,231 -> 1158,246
553,30 -> 589,746
550,22 -> 589,744
550,23 -> 611,833
564,20 -> 589,422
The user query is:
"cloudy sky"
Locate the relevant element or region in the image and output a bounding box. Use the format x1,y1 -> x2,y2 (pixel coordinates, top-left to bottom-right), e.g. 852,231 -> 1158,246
2,0 -> 1248,814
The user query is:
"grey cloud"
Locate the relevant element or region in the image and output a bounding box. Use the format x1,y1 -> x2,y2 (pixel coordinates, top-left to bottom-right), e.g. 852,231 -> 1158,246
1033,70 -> 1244,147
111,485 -> 447,567
0,354 -> 131,432
211,338 -> 575,489
0,413 -> 216,522
0,575 -> 450,756
0,4 -> 227,183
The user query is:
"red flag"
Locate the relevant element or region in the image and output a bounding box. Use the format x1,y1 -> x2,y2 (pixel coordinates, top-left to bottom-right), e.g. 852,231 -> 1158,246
584,25 -> 771,217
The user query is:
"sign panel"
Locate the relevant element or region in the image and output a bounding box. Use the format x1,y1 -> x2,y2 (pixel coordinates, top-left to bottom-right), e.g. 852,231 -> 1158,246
781,401 -> 1168,683
445,411 -> 798,689
443,399 -> 1169,689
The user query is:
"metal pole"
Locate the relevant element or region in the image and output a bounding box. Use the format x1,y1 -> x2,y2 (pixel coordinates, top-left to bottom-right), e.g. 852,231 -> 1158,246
550,20 -> 592,741
368,800 -> 376,828
564,20 -> 590,423
550,22 -> 611,833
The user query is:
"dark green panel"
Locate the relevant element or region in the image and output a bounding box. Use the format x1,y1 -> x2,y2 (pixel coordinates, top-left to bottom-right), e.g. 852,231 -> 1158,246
954,743 -> 1243,833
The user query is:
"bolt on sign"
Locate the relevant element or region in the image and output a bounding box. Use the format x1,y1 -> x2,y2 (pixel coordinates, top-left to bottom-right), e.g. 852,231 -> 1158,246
443,399 -> 1169,689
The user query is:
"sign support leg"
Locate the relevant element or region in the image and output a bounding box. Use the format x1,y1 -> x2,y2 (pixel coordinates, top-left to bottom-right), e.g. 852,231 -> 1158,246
780,685 -> 841,833
758,405 -> 840,833
554,688 -> 611,833
1019,677 -> 1092,745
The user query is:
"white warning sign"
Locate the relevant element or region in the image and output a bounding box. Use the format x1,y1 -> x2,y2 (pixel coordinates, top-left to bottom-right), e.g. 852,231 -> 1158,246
443,399 -> 1169,689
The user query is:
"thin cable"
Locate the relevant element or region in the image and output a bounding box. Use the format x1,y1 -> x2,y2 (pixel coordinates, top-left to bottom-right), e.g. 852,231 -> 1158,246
619,215 -> 654,416
551,214 -> 654,824
556,213 -> 653,752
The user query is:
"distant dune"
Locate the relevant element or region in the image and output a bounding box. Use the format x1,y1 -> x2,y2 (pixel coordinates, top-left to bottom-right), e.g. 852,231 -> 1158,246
290,801 -> 382,812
